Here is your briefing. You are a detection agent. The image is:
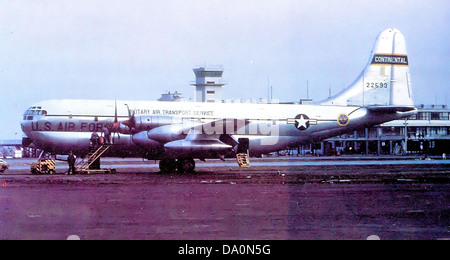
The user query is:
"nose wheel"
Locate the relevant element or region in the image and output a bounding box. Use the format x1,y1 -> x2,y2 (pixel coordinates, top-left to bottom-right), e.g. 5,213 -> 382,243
159,158 -> 196,173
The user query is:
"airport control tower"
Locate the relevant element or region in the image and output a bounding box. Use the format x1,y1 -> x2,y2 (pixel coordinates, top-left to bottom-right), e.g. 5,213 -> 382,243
192,67 -> 225,103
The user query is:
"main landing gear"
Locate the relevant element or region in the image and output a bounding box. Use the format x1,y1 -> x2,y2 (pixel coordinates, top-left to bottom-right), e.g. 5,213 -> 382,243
159,158 -> 196,173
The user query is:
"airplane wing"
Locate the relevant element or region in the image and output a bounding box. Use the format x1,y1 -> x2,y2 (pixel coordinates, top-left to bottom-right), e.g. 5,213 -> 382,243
163,118 -> 250,159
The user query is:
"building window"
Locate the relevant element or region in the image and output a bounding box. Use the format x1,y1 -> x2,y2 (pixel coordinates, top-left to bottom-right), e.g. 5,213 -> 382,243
436,127 -> 447,136
198,71 -> 222,77
356,129 -> 366,138
417,112 -> 430,120
431,113 -> 442,120
409,114 -> 417,120
430,112 -> 449,120
383,127 -> 401,136
427,127 -> 441,136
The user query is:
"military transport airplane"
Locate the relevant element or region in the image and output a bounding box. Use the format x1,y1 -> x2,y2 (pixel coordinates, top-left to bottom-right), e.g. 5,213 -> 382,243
21,28 -> 416,173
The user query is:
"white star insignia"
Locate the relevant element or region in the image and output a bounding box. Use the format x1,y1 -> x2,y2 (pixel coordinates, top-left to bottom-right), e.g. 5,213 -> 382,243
287,114 -> 318,131
295,115 -> 309,129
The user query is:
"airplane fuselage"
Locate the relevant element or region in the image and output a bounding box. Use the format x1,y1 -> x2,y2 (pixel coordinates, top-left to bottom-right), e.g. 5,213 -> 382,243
21,99 -> 412,159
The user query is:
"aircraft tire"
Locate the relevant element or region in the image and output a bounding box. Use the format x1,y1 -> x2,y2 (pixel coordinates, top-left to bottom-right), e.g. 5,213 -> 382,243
159,159 -> 177,173
177,159 -> 195,173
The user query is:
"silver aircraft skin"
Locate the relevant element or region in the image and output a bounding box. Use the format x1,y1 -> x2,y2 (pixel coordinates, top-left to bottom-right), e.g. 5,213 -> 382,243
21,28 -> 417,172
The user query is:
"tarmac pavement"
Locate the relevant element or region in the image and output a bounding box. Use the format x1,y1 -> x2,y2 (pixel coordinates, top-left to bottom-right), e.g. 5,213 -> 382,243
0,157 -> 449,240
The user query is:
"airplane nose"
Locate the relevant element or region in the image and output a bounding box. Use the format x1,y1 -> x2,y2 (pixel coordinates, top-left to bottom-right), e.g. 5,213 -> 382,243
21,121 -> 33,138
21,123 -> 27,133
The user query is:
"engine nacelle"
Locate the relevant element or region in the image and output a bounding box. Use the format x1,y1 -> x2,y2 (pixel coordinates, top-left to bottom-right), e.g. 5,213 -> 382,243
132,131 -> 163,149
147,125 -> 188,143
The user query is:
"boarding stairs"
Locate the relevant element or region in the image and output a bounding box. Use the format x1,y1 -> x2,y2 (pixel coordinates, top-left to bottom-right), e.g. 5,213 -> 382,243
236,138 -> 250,168
76,145 -> 116,174
236,152 -> 250,168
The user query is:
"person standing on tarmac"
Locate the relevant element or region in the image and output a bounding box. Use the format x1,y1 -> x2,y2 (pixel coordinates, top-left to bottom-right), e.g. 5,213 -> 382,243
68,152 -> 76,175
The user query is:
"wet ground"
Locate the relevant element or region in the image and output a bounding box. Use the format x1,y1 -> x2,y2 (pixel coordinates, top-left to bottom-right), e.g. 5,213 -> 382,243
0,158 -> 449,240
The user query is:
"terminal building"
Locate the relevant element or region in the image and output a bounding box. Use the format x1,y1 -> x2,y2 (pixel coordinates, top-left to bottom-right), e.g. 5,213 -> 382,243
158,91 -> 187,102
308,104 -> 450,156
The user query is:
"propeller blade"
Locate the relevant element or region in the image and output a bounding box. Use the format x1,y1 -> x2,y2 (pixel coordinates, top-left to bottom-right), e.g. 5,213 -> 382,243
112,100 -> 120,131
124,104 -> 136,130
114,100 -> 118,123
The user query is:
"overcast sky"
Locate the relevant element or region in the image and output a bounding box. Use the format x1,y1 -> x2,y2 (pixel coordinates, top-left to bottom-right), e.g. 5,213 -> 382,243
0,0 -> 449,140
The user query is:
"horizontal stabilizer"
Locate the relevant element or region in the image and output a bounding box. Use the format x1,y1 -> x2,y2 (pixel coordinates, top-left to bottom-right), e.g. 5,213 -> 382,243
366,106 -> 417,113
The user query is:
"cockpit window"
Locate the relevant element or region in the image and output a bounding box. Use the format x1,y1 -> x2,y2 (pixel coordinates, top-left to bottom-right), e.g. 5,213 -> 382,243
23,107 -> 47,120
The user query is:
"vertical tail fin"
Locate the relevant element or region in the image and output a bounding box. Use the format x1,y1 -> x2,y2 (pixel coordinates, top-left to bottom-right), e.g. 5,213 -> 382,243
323,28 -> 414,108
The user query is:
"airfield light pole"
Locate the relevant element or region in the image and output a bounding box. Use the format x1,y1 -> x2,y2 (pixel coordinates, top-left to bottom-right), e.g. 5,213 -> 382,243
404,119 -> 408,155
271,86 -> 273,101
306,80 -> 309,100
267,77 -> 273,103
